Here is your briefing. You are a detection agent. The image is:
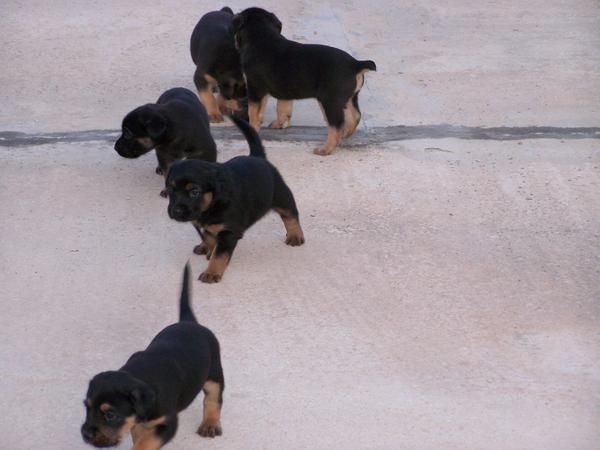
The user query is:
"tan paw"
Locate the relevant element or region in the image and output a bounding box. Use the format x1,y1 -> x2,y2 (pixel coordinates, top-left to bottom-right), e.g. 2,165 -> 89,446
208,113 -> 224,123
285,233 -> 305,246
199,271 -> 222,283
268,118 -> 290,129
313,145 -> 335,156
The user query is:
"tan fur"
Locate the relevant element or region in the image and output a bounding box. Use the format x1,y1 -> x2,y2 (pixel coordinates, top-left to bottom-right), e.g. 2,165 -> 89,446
198,75 -> 223,123
249,95 -> 269,130
136,137 -> 154,149
274,208 -> 305,245
198,381 -> 222,437
130,416 -> 166,449
99,403 -> 112,413
216,94 -> 243,112
269,100 -> 293,129
201,192 -> 213,212
314,126 -> 342,155
200,251 -> 230,283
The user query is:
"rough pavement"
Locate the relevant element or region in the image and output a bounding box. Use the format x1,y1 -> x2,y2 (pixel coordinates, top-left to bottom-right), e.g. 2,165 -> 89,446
1,1 -> 599,449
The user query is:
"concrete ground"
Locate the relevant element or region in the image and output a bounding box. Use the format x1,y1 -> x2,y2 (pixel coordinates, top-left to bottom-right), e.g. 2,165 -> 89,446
1,1 -> 599,449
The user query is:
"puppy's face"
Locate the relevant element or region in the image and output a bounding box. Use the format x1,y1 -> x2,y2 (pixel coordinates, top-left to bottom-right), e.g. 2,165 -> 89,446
166,160 -> 222,222
114,106 -> 168,159
230,8 -> 282,49
81,371 -> 154,448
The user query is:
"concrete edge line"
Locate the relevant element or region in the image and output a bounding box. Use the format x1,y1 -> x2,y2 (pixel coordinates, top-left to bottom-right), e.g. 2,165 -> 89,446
1,125 -> 599,148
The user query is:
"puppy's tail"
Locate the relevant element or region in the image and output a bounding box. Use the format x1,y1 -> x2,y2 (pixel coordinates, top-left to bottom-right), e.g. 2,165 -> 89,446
356,60 -> 377,72
229,114 -> 267,159
220,6 -> 233,14
179,263 -> 197,323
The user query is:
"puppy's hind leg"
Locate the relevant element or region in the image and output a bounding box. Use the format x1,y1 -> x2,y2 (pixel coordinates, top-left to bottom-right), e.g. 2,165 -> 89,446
269,100 -> 293,129
272,175 -> 305,246
194,68 -> 223,123
248,95 -> 269,130
197,380 -> 224,438
315,99 -> 344,155
342,92 -> 362,139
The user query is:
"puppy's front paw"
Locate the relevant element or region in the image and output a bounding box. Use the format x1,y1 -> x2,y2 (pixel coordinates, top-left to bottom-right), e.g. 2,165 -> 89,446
155,166 -> 164,175
269,118 -> 290,129
199,271 -> 222,283
313,145 -> 335,156
208,113 -> 224,123
197,420 -> 222,438
286,233 -> 305,246
159,189 -> 168,198
193,243 -> 212,259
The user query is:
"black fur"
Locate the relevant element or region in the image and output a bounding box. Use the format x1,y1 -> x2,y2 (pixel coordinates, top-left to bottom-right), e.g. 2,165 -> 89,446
230,7 -> 376,154
166,116 -> 304,284
114,87 -> 217,194
81,264 -> 224,447
190,7 -> 248,121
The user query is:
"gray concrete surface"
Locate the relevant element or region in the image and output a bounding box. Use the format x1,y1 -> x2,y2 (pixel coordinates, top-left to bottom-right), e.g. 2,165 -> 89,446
1,1 -> 599,449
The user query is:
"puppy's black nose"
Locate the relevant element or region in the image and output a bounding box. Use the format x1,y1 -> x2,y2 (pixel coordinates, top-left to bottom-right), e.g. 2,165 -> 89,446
81,424 -> 97,443
173,204 -> 187,218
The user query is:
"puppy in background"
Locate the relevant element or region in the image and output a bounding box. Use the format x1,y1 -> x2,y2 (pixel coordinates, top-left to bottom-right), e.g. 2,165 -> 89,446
166,115 -> 305,283
81,264 -> 224,449
231,7 -> 376,155
191,7 -> 248,122
114,87 -> 217,196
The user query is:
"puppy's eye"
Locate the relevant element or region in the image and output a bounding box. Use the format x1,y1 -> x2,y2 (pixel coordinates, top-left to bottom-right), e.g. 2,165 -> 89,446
103,410 -> 118,422
189,188 -> 201,198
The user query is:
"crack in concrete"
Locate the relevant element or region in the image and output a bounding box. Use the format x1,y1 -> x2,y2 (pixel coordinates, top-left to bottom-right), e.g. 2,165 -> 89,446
1,125 -> 599,148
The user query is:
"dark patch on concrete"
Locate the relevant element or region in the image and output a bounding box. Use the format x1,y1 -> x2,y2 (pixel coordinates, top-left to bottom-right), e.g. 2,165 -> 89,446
1,125 -> 599,147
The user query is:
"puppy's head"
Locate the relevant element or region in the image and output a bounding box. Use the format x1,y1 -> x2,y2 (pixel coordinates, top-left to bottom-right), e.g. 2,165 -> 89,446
114,105 -> 168,159
230,8 -> 282,48
81,371 -> 155,447
166,159 -> 229,222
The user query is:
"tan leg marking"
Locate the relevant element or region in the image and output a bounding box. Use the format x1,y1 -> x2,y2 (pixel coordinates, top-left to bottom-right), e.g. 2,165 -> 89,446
274,208 -> 305,246
199,251 -> 230,283
248,95 -> 269,130
269,100 -> 293,129
199,75 -> 223,123
198,381 -> 223,438
130,416 -> 166,449
217,94 -> 243,113
314,127 -> 342,156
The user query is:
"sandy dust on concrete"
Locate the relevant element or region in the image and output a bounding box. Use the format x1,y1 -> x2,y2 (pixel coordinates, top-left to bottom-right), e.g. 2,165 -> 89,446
1,138 -> 599,449
1,0 -> 600,449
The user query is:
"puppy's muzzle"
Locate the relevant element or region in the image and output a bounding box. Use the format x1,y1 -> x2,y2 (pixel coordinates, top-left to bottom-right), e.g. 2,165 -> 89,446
169,203 -> 191,222
81,424 -> 97,443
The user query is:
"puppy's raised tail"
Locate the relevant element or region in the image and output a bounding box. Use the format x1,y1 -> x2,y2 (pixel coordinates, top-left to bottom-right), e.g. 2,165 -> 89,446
229,114 -> 267,159
179,263 -> 197,323
357,60 -> 377,72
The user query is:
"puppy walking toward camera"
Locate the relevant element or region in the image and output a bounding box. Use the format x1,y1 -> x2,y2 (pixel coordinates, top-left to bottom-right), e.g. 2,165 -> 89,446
191,7 -> 248,122
115,87 -> 217,196
81,265 -> 224,449
167,115 -> 305,284
230,7 -> 376,155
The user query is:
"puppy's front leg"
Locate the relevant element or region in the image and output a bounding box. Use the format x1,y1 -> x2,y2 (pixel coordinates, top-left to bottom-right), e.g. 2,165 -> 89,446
199,231 -> 238,283
192,223 -> 216,260
269,100 -> 293,129
248,95 -> 269,130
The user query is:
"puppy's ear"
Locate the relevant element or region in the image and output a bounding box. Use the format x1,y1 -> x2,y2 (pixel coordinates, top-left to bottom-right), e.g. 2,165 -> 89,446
144,113 -> 167,141
129,383 -> 155,421
230,14 -> 245,35
269,13 -> 282,33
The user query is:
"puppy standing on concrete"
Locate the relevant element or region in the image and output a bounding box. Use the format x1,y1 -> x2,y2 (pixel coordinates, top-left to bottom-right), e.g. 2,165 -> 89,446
114,87 -> 217,196
166,115 -> 305,284
230,7 -> 376,155
190,7 -> 248,122
81,265 -> 224,449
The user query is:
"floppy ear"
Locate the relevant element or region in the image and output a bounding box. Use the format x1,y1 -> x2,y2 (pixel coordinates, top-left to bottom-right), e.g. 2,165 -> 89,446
129,383 -> 155,421
230,14 -> 245,35
269,13 -> 282,33
144,113 -> 167,141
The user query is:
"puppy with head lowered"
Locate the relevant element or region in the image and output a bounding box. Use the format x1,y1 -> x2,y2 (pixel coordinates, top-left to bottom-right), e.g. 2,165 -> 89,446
81,264 -> 224,449
191,7 -> 248,122
231,7 -> 376,155
114,87 -> 217,196
167,115 -> 305,284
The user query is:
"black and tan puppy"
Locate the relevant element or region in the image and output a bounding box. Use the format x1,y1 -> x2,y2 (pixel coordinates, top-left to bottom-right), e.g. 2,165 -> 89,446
230,7 -> 376,155
81,265 -> 224,449
191,7 -> 248,123
115,87 -> 217,196
167,115 -> 304,284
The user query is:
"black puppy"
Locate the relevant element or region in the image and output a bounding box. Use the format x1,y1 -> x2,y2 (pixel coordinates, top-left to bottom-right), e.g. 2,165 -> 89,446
167,115 -> 305,284
191,7 -> 248,123
115,87 -> 217,196
81,265 -> 224,448
231,7 -> 376,155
